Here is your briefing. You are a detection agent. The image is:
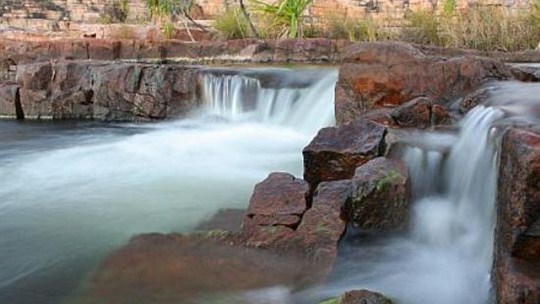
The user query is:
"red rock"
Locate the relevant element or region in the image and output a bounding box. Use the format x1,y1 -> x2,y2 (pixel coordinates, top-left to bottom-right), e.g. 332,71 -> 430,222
335,42 -> 516,125
340,289 -> 394,304
0,83 -> 22,119
390,96 -> 432,128
495,128 -> 540,304
349,157 -> 410,231
76,233 -> 313,304
303,118 -> 386,192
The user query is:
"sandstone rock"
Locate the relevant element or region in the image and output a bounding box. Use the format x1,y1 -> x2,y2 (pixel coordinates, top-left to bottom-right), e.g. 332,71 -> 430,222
195,208 -> 245,233
336,42 -> 516,125
390,96 -> 432,128
75,233 -> 312,304
303,118 -> 386,192
495,128 -> 540,304
0,82 -> 22,119
349,157 -> 410,231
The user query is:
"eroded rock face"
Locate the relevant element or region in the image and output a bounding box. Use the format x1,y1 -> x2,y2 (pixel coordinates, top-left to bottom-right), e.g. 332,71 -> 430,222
0,82 -> 22,118
495,128 -> 540,304
335,42 -> 516,125
13,60 -> 200,121
349,157 -> 410,231
319,289 -> 394,304
303,118 -> 386,192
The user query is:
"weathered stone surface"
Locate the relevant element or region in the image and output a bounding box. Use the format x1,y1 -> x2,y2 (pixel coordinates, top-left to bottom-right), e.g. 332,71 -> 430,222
390,96 -> 432,128
350,157 -> 410,231
303,118 -> 386,192
495,128 -> 540,304
12,60 -> 200,121
75,233 -> 313,304
195,208 -> 245,233
336,42 -> 516,125
0,82 -> 22,118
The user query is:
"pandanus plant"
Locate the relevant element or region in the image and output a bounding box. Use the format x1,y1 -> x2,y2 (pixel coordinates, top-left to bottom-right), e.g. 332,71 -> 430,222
249,0 -> 314,38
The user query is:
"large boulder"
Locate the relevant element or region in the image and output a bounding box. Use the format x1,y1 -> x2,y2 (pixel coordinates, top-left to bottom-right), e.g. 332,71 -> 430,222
0,82 -> 22,119
335,42 -> 516,125
349,157 -> 411,231
303,118 -> 386,192
495,128 -> 540,304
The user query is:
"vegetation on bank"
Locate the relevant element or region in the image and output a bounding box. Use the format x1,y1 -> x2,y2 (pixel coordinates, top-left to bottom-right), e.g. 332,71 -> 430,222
98,0 -> 539,52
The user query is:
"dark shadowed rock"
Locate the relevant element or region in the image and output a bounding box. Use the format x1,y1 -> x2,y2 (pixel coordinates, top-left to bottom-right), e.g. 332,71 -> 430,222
0,82 -> 22,118
303,119 -> 386,192
349,157 -> 410,231
335,42 -> 516,124
495,128 -> 540,304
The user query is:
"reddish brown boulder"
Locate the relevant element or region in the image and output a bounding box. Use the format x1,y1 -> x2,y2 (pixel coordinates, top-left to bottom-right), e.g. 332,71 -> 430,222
303,118 -> 386,192
349,157 -> 410,231
319,289 -> 394,304
390,96 -> 432,128
335,42 -> 516,125
195,208 -> 245,233
495,128 -> 540,304
75,233 -> 313,304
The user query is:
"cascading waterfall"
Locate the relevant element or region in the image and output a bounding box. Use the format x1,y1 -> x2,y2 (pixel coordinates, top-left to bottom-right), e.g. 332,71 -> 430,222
0,68 -> 337,304
200,69 -> 337,134
305,82 -> 539,304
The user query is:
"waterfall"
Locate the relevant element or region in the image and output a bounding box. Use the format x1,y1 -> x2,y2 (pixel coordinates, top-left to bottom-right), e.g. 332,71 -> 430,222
307,81 -> 539,304
200,69 -> 338,134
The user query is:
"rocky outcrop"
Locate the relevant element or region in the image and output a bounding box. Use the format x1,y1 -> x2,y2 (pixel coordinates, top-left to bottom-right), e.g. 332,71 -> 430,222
12,60 -> 200,121
0,38 -> 350,65
495,128 -> 540,304
303,118 -> 387,192
389,96 -> 451,128
335,42 -> 517,125
0,82 -> 22,118
349,157 -> 410,231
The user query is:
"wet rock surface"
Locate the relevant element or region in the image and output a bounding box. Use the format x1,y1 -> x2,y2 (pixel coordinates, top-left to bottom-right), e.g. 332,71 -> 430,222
319,289 -> 394,304
495,127 -> 540,304
335,42 -> 517,125
349,157 -> 410,231
303,118 -> 386,192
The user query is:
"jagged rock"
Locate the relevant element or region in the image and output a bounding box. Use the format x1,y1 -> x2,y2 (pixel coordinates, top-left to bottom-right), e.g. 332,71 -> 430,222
335,42 -> 516,125
390,96 -> 432,128
349,157 -> 410,231
195,208 -> 245,233
495,128 -> 540,304
303,118 -> 386,192
0,82 -> 22,118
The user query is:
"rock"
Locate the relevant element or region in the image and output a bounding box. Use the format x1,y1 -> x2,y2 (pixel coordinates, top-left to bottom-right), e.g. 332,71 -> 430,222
74,233 -> 313,304
495,128 -> 540,304
336,42 -> 516,125
0,82 -> 22,119
319,289 -> 394,304
349,157 -> 410,231
390,96 -> 432,128
12,60 -> 200,121
303,118 -> 386,192
240,174 -> 349,278
243,172 -> 309,231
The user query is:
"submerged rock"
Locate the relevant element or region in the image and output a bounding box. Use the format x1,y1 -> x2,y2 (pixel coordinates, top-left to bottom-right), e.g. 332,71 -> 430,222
335,42 -> 516,125
495,127 -> 540,304
349,157 -> 410,231
303,118 -> 386,192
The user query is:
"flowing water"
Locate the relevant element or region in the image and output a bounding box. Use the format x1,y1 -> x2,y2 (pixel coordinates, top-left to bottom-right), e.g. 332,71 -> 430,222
301,81 -> 540,304
1,67 -> 538,304
0,67 -> 337,304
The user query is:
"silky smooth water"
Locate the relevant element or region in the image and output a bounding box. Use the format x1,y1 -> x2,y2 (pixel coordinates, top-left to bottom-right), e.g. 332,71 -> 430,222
299,82 -> 540,304
0,68 -> 337,304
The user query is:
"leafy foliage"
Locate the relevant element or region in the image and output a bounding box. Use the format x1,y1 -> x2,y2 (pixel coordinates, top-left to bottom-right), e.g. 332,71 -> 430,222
214,8 -> 249,39
249,0 -> 314,38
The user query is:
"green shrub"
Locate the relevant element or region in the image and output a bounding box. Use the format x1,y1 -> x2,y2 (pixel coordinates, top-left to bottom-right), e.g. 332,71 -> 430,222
249,0 -> 314,38
325,14 -> 395,42
162,22 -> 176,39
214,8 -> 249,39
401,9 -> 441,45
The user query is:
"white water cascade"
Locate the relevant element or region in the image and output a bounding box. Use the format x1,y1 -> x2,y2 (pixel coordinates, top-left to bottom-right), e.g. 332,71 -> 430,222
304,81 -> 540,304
0,68 -> 337,304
